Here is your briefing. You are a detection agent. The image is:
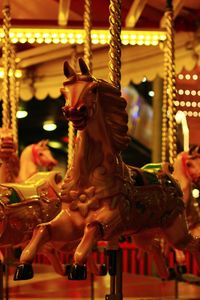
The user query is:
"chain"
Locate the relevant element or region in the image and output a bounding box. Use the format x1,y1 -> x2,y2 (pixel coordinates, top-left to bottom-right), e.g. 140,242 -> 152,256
108,0 -> 122,90
83,0 -> 92,73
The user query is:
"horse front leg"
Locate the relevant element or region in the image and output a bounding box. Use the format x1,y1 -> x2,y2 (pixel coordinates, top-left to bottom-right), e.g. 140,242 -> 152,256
14,223 -> 51,280
14,209 -> 81,280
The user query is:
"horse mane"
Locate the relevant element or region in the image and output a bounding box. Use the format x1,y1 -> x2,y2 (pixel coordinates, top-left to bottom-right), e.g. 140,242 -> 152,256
97,79 -> 130,152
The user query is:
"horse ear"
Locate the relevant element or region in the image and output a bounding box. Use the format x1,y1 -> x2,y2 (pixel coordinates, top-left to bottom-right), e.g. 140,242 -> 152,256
63,61 -> 76,78
79,58 -> 90,75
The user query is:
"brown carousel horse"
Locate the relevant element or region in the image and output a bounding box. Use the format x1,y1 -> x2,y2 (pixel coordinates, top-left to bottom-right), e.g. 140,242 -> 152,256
14,58 -> 200,281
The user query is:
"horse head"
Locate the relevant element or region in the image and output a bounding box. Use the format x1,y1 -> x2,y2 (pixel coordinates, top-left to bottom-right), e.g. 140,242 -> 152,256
32,140 -> 58,170
61,58 -> 98,131
175,146 -> 200,184
61,58 -> 130,152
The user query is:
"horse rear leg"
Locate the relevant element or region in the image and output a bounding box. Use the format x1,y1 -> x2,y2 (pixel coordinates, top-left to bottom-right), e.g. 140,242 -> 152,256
163,213 -> 200,270
133,233 -> 169,280
41,244 -> 65,276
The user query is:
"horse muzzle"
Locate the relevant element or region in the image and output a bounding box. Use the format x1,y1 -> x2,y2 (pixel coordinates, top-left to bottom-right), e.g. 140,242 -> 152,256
62,105 -> 88,130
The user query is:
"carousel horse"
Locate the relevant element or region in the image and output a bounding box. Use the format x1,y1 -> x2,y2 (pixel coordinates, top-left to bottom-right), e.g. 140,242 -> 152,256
17,140 -> 58,182
14,58 -> 200,281
169,146 -> 200,266
0,171 -> 63,274
0,128 -> 58,183
142,150 -> 200,269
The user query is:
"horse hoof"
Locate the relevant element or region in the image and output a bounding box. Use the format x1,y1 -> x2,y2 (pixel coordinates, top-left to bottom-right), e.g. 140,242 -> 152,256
14,264 -> 34,280
177,265 -> 187,274
167,267 -> 177,280
98,264 -> 107,276
64,264 -> 71,276
68,264 -> 87,280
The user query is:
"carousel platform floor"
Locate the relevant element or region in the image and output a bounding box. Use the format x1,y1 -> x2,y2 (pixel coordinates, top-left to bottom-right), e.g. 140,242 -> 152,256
3,264 -> 200,300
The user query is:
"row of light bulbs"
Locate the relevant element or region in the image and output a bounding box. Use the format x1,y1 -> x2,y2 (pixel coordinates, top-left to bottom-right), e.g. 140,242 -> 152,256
0,67 -> 22,79
0,28 -> 166,46
178,89 -> 200,96
174,100 -> 200,108
178,74 -> 199,80
181,111 -> 200,117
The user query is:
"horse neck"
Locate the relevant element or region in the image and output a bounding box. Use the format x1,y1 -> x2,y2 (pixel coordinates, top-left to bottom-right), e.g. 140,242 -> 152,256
173,154 -> 191,202
69,116 -> 118,187
18,146 -> 38,181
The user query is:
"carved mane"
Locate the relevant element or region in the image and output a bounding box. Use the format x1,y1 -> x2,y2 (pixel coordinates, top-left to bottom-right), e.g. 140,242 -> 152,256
94,79 -> 130,152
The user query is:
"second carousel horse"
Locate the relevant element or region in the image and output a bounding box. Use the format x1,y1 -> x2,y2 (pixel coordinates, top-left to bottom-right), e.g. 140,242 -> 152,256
17,140 -> 58,182
14,58 -> 200,281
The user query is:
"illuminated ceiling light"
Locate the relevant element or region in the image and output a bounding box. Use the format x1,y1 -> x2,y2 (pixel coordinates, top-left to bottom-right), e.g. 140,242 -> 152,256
48,141 -> 62,149
178,89 -> 184,95
43,121 -> 57,131
191,90 -> 197,96
192,74 -> 198,80
142,76 -> 147,82
178,74 -> 184,80
185,74 -> 191,80
148,91 -> 154,97
174,100 -> 179,106
16,110 -> 28,119
0,28 -> 166,46
185,90 -> 190,95
192,189 -> 199,198
191,102 -> 197,107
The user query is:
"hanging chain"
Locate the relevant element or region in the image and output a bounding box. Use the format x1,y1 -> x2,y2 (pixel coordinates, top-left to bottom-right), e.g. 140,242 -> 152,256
2,2 -> 11,129
83,0 -> 92,73
67,46 -> 77,169
108,0 -> 122,90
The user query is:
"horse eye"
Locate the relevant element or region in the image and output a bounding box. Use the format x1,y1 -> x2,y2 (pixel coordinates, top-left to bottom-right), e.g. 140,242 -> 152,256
186,161 -> 192,168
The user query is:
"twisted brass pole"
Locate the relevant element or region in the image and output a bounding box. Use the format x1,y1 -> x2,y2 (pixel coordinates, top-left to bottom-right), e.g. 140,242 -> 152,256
10,44 -> 19,149
83,0 -> 92,73
2,2 -> 11,129
108,0 -> 122,90
67,46 -> 77,169
162,0 -> 177,164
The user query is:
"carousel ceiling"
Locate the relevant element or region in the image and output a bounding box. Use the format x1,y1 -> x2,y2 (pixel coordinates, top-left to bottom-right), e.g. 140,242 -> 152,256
0,0 -> 200,156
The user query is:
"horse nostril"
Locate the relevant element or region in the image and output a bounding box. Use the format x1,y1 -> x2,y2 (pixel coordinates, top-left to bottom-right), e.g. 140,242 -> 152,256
62,106 -> 70,118
78,105 -> 87,114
